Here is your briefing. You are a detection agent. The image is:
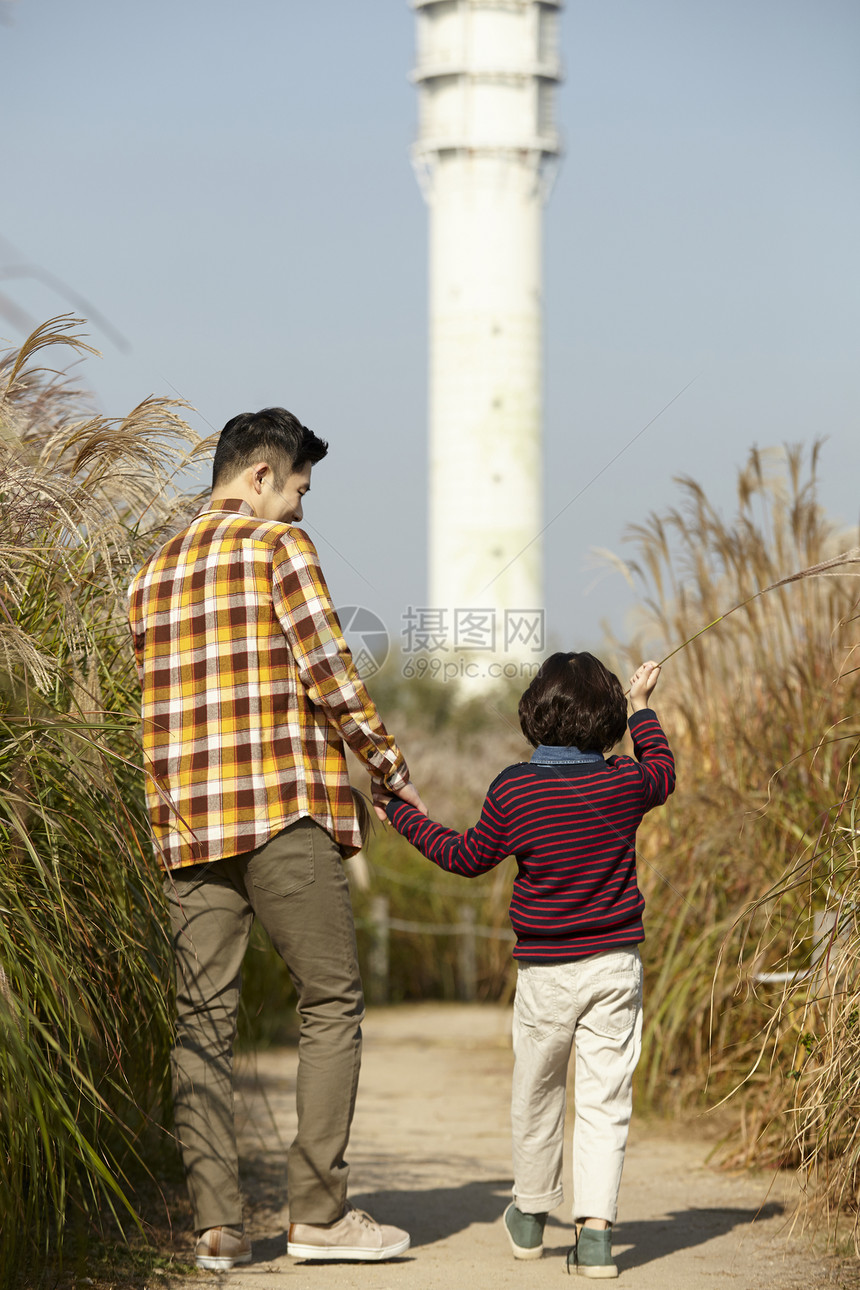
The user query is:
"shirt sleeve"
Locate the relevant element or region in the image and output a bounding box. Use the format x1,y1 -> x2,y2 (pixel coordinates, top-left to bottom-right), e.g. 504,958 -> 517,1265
272,527 -> 409,791
627,708 -> 676,809
127,576 -> 145,686
385,787 -> 510,877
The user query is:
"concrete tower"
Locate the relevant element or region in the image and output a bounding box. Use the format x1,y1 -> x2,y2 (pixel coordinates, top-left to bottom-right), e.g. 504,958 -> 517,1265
411,0 -> 563,669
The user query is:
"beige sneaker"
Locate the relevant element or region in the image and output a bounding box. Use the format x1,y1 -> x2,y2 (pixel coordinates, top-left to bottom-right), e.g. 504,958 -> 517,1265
195,1225 -> 252,1271
288,1205 -> 410,1262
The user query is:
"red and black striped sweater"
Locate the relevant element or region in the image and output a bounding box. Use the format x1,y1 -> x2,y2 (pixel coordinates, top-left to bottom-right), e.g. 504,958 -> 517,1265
385,708 -> 675,962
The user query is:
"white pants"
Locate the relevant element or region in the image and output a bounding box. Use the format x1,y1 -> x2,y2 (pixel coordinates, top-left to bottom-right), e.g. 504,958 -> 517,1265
511,947 -> 643,1223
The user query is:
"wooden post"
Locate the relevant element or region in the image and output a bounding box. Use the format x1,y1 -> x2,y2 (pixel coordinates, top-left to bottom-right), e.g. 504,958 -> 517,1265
812,909 -> 838,968
457,904 -> 477,1002
368,895 -> 390,1005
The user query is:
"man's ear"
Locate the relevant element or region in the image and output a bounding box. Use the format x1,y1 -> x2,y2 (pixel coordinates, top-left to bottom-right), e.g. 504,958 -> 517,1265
250,461 -> 270,493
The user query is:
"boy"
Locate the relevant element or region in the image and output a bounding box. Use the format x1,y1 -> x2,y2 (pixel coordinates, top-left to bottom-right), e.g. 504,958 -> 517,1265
374,653 -> 674,1276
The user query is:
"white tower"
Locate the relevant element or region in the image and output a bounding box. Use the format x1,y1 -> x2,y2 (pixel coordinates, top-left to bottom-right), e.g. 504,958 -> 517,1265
412,0 -> 563,669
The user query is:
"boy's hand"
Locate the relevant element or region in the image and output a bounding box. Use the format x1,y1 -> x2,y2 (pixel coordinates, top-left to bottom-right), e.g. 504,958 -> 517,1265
371,781 -> 394,822
629,660 -> 661,712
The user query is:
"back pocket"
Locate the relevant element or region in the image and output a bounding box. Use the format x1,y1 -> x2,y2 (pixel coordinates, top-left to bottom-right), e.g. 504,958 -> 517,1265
251,818 -> 316,897
579,951 -> 642,1040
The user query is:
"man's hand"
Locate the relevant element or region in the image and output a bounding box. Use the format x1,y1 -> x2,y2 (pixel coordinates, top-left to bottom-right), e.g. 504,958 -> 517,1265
371,779 -> 428,823
629,660 -> 661,712
395,781 -> 427,816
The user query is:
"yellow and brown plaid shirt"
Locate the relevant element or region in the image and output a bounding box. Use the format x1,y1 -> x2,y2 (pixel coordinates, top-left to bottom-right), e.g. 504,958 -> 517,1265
128,499 -> 409,869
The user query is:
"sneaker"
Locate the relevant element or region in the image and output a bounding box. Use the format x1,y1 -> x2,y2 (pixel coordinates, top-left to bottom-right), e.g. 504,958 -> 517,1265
566,1225 -> 618,1279
195,1226 -> 252,1271
504,1202 -> 547,1260
287,1205 -> 410,1262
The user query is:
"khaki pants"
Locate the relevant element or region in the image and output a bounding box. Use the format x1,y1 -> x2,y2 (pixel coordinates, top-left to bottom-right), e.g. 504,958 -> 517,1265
511,948 -> 643,1223
164,818 -> 364,1232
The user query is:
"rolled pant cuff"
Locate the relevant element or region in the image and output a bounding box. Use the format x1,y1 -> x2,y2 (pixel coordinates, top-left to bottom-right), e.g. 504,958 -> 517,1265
194,1207 -> 244,1233
513,1188 -> 563,1214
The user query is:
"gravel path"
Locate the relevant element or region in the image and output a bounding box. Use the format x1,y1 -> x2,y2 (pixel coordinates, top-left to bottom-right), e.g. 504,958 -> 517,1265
175,1003 -> 840,1288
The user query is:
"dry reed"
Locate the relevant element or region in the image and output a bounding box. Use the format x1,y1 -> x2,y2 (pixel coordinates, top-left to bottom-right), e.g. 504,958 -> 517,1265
0,317 -> 205,1282
604,443 -> 860,1241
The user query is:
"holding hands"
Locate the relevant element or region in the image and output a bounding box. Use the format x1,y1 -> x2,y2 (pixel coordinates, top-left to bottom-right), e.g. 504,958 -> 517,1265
628,660 -> 661,712
372,779 -> 427,823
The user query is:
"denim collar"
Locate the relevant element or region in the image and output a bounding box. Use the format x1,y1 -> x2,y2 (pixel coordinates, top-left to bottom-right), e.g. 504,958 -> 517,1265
529,744 -> 604,765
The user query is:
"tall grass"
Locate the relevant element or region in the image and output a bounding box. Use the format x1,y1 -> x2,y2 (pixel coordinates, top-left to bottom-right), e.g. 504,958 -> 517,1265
0,318 -> 205,1281
604,445 -> 860,1200
732,618 -> 860,1244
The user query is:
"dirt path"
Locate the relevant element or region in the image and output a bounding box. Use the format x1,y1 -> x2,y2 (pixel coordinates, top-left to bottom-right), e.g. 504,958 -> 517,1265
179,1003 -> 840,1288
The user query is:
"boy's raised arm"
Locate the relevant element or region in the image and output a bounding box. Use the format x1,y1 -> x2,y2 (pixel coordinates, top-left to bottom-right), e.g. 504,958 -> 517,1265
627,660 -> 674,807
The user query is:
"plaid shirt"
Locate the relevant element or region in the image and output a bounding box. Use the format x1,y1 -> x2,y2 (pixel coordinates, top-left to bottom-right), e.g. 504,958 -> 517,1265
128,499 -> 409,869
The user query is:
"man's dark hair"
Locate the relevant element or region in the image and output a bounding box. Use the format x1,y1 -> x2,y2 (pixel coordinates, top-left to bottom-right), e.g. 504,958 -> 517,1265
211,407 -> 329,489
518,651 -> 627,752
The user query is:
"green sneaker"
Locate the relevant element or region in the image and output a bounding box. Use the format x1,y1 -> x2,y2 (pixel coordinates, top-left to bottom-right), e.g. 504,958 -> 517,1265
565,1225 -> 618,1278
504,1202 -> 547,1260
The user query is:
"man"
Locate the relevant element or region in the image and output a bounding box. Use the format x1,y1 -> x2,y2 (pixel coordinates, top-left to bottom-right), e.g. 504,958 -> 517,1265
128,407 -> 424,1269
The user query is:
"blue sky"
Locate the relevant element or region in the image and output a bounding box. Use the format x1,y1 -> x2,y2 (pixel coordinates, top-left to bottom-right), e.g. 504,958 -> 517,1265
2,0 -> 858,657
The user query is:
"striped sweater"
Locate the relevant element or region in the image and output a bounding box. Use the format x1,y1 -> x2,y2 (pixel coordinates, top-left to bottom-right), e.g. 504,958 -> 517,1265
385,708 -> 675,962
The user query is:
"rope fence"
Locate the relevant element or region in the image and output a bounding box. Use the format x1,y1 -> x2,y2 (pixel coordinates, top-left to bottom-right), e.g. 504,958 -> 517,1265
355,895 -> 515,1003
367,860 -> 490,900
356,897 -> 846,1004
754,908 -> 843,987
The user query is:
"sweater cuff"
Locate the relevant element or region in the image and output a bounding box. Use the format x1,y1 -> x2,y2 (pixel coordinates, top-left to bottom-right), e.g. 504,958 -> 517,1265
628,707 -> 656,727
385,796 -> 416,826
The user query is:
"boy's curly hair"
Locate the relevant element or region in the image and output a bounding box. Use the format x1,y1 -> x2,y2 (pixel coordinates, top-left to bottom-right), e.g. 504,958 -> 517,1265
518,651 -> 627,753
